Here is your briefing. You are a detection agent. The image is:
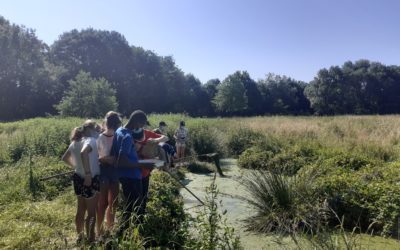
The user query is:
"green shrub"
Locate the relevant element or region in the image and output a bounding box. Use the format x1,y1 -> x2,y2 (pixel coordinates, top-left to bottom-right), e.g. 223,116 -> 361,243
310,159 -> 400,235
226,127 -> 263,157
187,123 -> 225,156
237,146 -> 274,169
142,171 -> 188,248
237,141 -> 310,175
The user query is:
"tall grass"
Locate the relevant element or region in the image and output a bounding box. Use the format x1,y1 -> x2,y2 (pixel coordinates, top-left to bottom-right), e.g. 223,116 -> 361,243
241,170 -> 327,236
2,115 -> 400,248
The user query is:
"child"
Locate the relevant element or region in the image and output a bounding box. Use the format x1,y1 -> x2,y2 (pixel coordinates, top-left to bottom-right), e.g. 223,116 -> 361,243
96,111 -> 122,236
111,110 -> 155,233
174,121 -> 188,159
62,120 -> 101,243
134,128 -> 168,212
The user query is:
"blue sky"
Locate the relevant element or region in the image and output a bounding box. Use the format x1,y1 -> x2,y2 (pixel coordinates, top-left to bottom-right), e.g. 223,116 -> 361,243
2,0 -> 400,83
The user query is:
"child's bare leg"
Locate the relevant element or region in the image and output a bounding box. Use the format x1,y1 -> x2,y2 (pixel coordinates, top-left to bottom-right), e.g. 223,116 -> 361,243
106,183 -> 119,229
97,183 -> 109,236
76,196 -> 86,239
85,193 -> 99,242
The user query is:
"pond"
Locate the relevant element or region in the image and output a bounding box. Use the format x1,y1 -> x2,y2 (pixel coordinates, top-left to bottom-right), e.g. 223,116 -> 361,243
180,159 -> 291,249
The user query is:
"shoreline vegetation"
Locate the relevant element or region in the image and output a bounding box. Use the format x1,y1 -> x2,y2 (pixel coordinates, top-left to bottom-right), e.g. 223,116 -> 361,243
1,114 -> 400,249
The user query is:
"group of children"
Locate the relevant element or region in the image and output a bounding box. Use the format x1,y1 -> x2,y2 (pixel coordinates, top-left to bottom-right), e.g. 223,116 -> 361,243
61,110 -> 188,243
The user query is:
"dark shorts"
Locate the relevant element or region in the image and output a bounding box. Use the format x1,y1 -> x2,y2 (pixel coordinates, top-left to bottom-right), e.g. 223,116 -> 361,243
100,163 -> 119,184
72,173 -> 100,199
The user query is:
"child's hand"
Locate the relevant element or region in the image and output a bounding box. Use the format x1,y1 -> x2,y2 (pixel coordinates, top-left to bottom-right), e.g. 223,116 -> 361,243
99,156 -> 115,165
147,138 -> 158,144
83,175 -> 92,186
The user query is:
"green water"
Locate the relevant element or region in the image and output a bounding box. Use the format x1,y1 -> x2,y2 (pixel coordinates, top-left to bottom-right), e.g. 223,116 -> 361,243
180,159 -> 400,250
181,159 -> 290,249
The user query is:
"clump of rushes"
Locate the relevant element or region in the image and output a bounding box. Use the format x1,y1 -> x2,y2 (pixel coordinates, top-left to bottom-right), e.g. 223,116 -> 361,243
241,169 -> 328,237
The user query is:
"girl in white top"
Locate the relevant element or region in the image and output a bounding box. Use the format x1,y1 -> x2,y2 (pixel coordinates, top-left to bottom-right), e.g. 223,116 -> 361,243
62,120 -> 101,243
96,111 -> 122,236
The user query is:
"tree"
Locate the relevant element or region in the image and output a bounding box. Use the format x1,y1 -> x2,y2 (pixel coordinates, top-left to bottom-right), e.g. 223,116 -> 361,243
258,74 -> 311,115
183,74 -> 211,116
304,66 -> 360,115
305,60 -> 400,115
55,71 -> 117,117
0,16 -> 55,120
49,28 -> 135,115
213,72 -> 248,115
237,71 -> 263,115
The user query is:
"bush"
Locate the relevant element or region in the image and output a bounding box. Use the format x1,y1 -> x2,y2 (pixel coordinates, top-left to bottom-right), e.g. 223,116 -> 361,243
141,171 -> 188,248
238,140 -> 311,175
309,156 -> 400,235
226,127 -> 263,157
187,123 -> 225,156
237,146 -> 274,170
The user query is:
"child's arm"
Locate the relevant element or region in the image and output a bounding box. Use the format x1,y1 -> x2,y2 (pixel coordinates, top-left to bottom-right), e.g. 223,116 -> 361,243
61,150 -> 73,167
99,155 -> 115,165
116,155 -> 155,169
80,143 -> 93,186
147,133 -> 169,144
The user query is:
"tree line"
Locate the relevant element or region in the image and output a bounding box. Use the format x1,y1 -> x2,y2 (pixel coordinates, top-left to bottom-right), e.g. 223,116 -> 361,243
1,16 -> 400,120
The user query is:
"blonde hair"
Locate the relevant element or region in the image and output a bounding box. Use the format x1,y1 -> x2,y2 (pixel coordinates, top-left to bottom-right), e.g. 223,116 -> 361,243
70,120 -> 99,141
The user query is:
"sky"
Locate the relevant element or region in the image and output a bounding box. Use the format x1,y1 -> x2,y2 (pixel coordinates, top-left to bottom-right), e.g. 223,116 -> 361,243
2,0 -> 400,83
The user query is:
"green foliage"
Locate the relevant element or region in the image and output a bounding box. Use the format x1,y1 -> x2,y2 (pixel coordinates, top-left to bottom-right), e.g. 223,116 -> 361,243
237,136 -> 289,172
226,127 -> 264,156
213,71 -> 248,115
258,73 -> 311,115
0,16 -> 56,120
0,156 -> 71,205
142,171 -> 188,248
188,122 -> 226,156
55,71 -> 118,117
238,146 -> 274,170
305,60 -> 400,115
310,160 -> 400,235
0,117 -> 81,163
242,170 -> 328,235
188,175 -> 242,250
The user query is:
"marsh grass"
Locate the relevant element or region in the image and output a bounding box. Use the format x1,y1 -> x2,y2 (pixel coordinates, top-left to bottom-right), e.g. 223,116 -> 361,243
2,115 -> 400,248
241,169 -> 328,236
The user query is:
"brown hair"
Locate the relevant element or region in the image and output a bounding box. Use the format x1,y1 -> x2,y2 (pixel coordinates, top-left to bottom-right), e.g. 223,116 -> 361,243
126,110 -> 147,129
70,120 -> 99,141
104,111 -> 122,130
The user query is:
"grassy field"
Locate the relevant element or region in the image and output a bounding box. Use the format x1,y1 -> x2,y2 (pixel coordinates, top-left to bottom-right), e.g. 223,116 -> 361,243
1,114 -> 400,249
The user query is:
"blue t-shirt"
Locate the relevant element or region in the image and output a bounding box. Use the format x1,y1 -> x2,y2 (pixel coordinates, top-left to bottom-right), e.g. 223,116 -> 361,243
111,127 -> 141,179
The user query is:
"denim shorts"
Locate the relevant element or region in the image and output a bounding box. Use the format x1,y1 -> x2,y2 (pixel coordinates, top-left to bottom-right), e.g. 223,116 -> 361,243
99,163 -> 119,184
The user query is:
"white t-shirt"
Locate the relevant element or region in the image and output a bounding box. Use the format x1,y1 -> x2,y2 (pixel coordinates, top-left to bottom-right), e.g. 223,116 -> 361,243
67,137 -> 100,178
175,127 -> 188,143
97,133 -> 114,158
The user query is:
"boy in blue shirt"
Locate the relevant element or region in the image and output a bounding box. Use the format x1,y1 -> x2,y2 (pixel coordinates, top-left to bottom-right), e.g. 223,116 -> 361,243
111,110 -> 154,232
